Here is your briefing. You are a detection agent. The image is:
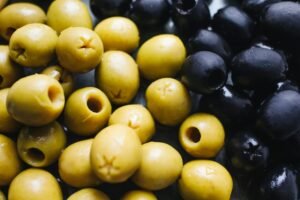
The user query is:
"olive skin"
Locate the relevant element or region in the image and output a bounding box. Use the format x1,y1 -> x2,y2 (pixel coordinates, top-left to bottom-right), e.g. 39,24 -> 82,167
56,27 -> 104,73
256,90 -> 300,140
0,3 -> 46,40
47,0 -> 92,34
0,190 -> 5,200
242,0 -> 282,20
9,23 -> 58,68
121,190 -> 157,200
8,168 -> 63,200
179,113 -> 225,158
17,121 -> 66,167
90,124 -> 142,183
178,160 -> 233,200
64,87 -> 112,136
231,47 -> 287,90
90,0 -> 131,18
95,51 -> 139,105
0,134 -> 22,186
59,139 -> 100,188
146,78 -> 192,126
0,0 -> 7,9
68,188 -> 110,200
181,51 -> 227,94
6,74 -> 65,126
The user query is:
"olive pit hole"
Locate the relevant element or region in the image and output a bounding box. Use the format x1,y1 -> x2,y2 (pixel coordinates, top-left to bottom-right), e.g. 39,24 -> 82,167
48,86 -> 61,104
186,127 -> 201,143
207,69 -> 226,88
176,0 -> 196,12
6,27 -> 16,38
87,97 -> 102,113
27,148 -> 45,163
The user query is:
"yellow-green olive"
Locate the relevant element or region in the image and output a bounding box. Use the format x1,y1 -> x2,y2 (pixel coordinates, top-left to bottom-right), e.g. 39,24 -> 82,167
47,0 -> 92,34
178,160 -> 233,200
137,34 -> 186,80
145,78 -> 191,126
64,87 -> 112,136
0,89 -> 20,134
17,121 -> 66,167
132,142 -> 183,190
67,188 -> 110,200
56,27 -> 103,73
0,45 -> 22,89
41,65 -> 74,97
91,124 -> 142,183
0,134 -> 22,186
94,17 -> 139,53
0,0 -> 8,10
8,168 -> 63,200
121,190 -> 157,200
109,104 -> 155,143
59,139 -> 101,188
0,190 -> 5,200
6,74 -> 65,126
179,113 -> 225,158
95,51 -> 139,105
0,3 -> 46,40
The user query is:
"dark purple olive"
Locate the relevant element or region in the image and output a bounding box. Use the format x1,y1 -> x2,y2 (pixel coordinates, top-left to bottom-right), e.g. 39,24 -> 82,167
181,51 -> 227,94
242,0 -> 282,20
90,0 -> 131,18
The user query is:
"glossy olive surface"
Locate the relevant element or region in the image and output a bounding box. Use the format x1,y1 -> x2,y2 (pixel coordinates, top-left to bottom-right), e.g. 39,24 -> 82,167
68,188 -> 110,200
121,190 -> 157,200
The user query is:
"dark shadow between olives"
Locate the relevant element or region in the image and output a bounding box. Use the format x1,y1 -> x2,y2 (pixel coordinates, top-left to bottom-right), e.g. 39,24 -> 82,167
27,148 -> 45,163
176,0 -> 196,14
5,27 -> 15,38
185,127 -> 201,143
0,75 -> 3,86
87,97 -> 102,113
207,69 -> 226,89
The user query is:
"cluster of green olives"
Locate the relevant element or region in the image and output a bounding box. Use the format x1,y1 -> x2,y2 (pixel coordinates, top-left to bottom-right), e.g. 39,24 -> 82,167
0,0 -> 233,200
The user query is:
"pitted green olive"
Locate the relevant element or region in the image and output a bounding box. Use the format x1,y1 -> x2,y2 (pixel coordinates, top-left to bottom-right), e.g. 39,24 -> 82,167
67,188 -> 110,200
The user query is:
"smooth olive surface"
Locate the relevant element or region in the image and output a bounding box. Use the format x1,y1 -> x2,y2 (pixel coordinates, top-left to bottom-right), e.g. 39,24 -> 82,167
68,188 -> 110,200
121,190 -> 157,200
0,0 -> 7,10
0,190 -> 5,200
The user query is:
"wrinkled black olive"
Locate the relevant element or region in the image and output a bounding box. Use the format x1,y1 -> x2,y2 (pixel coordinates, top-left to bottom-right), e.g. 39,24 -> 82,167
90,0 -> 131,18
242,0 -> 282,20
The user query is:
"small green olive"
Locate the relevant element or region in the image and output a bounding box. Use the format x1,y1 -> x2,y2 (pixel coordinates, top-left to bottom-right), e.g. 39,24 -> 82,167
8,168 -> 63,200
0,134 -> 22,186
67,188 -> 110,200
6,74 -> 65,126
17,121 -> 66,167
0,190 -> 5,200
121,190 -> 157,200
64,87 -> 112,136
95,51 -> 139,105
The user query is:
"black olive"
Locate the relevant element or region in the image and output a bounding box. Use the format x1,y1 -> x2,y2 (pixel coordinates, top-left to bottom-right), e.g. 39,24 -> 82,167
231,46 -> 287,90
181,51 -> 227,94
188,29 -> 232,61
242,0 -> 282,20
90,0 -> 131,18
281,131 -> 300,161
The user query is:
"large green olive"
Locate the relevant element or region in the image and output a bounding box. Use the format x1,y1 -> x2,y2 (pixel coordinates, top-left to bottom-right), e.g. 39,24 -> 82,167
67,188 -> 110,200
121,190 -> 157,200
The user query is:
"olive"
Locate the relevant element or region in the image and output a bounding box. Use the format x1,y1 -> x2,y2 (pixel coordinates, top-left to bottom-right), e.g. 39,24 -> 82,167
56,27 -> 104,73
8,168 -> 63,200
137,34 -> 186,81
0,3 -> 46,41
108,104 -> 155,143
47,0 -> 92,34
90,0 -> 131,19
181,51 -> 227,94
178,160 -> 233,200
256,90 -> 300,140
0,0 -> 7,10
64,87 -> 112,136
179,113 -> 225,158
68,188 -> 110,200
0,134 -> 22,186
242,0 -> 282,20
0,190 -> 5,200
94,17 -> 139,53
145,78 -> 192,126
9,23 -> 58,68
59,139 -> 100,188
17,121 -> 66,167
90,124 -> 142,183
132,142 -> 183,190
231,47 -> 287,90
95,51 -> 139,105
6,74 -> 65,126
121,190 -> 157,200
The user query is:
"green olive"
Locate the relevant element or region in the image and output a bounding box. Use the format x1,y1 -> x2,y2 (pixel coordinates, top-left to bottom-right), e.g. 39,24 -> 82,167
145,78 -> 191,126
59,139 -> 101,188
121,190 -> 157,200
137,34 -> 186,80
41,65 -> 74,97
91,124 -> 142,183
0,190 -> 5,200
17,121 -> 66,167
132,142 -> 183,190
8,168 -> 63,200
94,17 -> 139,53
0,45 -> 22,89
95,51 -> 139,105
0,0 -> 8,10
9,23 -> 57,68
0,3 -> 46,40
6,74 -> 65,126
109,104 -> 155,143
67,188 -> 110,200
178,160 -> 233,200
64,87 -> 112,136
0,89 -> 21,134
0,134 -> 22,186
56,27 -> 103,73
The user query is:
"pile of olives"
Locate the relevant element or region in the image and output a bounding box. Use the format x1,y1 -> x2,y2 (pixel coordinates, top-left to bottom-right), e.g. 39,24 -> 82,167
1,0 -> 300,199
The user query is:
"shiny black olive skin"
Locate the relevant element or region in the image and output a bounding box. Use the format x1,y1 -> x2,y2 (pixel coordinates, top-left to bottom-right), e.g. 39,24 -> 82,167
256,90 -> 300,140
231,47 -> 287,90
181,51 -> 227,94
242,0 -> 282,20
188,29 -> 232,61
90,0 -> 131,18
